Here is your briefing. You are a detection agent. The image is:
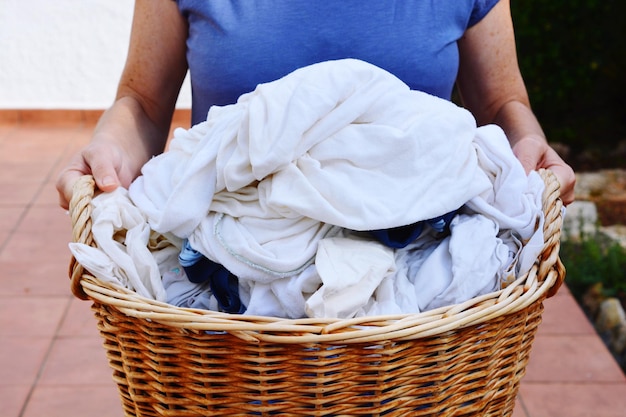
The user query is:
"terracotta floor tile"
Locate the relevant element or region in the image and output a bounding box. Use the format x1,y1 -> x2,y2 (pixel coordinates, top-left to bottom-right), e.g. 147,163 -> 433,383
0,149 -> 58,172
0,337 -> 51,385
0,124 -> 18,139
0,128 -> 85,186
38,336 -> 115,386
17,206 -> 71,234
0,230 -> 9,248
512,396 -> 529,417
0,125 -> 79,150
0,134 -> 61,161
0,228 -> 72,263
519,383 -> 626,417
0,158 -> 58,183
33,180 -> 66,207
16,110 -> 85,127
554,283 -> 571,296
22,385 -> 123,417
0,181 -> 42,206
524,335 -> 626,383
537,291 -> 596,336
0,260 -> 73,296
57,298 -> 101,337
0,385 -> 31,417
0,295 -> 69,337
0,207 -> 23,231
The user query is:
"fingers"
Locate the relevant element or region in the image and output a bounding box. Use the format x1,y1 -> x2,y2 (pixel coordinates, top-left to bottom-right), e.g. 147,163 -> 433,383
511,137 -> 542,175
55,145 -> 123,210
89,156 -> 122,193
550,165 -> 576,205
512,138 -> 576,205
56,169 -> 83,210
542,148 -> 576,205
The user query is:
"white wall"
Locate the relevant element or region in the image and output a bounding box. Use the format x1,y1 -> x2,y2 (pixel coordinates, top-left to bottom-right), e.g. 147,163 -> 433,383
0,0 -> 191,109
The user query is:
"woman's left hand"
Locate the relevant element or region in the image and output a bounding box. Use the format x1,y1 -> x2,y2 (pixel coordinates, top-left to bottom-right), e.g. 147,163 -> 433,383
512,136 -> 576,205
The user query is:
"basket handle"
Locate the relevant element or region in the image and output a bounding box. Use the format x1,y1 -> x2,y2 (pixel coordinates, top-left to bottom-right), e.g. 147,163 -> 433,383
67,171 -> 566,300
538,168 -> 566,298
68,175 -> 97,300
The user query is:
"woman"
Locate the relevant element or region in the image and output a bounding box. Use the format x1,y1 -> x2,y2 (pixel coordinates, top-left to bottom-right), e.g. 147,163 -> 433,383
56,0 -> 575,207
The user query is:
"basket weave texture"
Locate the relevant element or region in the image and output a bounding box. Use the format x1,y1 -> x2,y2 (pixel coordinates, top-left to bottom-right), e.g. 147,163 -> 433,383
68,169 -> 565,417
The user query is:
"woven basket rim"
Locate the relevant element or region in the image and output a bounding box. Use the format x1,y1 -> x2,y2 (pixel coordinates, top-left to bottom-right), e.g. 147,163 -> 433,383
68,169 -> 564,344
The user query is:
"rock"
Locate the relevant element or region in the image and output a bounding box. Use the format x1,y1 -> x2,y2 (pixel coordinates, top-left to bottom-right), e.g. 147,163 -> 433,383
599,225 -> 626,249
575,172 -> 609,200
565,169 -> 626,238
603,169 -> 626,195
596,196 -> 626,226
595,298 -> 626,336
573,169 -> 626,201
562,200 -> 598,240
612,322 -> 626,356
582,282 -> 605,319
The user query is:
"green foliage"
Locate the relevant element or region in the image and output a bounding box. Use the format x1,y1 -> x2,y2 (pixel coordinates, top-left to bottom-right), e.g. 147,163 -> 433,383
511,1 -> 626,164
561,236 -> 626,299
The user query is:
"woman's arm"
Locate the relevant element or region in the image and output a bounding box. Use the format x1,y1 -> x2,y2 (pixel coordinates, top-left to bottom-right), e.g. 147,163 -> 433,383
56,0 -> 188,208
456,0 -> 575,204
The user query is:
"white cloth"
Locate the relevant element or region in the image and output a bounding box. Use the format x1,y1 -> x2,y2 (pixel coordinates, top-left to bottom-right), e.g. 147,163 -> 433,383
129,58 -> 492,284
306,234 -> 396,318
69,189 -> 220,308
69,188 -> 167,301
468,126 -> 546,278
73,59 -> 545,319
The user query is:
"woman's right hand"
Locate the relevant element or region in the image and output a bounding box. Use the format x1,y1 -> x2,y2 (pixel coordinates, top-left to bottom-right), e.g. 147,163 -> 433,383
56,135 -> 141,209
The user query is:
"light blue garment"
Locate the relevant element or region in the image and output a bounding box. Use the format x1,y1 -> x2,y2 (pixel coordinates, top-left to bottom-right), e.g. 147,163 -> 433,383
178,238 -> 204,269
174,0 -> 500,124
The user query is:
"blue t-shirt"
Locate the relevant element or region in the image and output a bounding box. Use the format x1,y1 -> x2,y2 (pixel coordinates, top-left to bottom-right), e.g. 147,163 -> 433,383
174,1 -> 500,124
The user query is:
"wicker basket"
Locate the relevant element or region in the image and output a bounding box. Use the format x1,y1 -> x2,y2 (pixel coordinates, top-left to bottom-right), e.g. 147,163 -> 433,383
68,169 -> 565,417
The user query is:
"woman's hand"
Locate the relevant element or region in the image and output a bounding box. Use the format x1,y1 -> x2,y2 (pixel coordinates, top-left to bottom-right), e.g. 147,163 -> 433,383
512,136 -> 576,205
56,134 -> 141,209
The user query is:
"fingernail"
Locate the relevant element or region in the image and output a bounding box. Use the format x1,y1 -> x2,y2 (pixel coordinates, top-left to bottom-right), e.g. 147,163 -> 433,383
102,176 -> 116,187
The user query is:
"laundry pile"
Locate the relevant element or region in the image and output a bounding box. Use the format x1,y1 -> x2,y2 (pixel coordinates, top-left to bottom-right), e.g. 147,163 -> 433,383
69,59 -> 545,319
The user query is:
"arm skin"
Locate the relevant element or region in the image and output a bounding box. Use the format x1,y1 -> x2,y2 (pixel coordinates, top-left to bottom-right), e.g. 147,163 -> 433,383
456,0 -> 575,204
56,0 -> 188,209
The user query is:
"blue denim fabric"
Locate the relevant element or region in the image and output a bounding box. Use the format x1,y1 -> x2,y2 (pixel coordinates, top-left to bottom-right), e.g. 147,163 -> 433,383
179,240 -> 246,314
369,210 -> 457,249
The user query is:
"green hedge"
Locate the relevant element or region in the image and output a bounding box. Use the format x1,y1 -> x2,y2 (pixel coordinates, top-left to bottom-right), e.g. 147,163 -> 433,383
511,1 -> 626,168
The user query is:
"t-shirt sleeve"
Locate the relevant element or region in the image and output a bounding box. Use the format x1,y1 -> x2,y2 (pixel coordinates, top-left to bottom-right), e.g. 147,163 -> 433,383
468,0 -> 500,27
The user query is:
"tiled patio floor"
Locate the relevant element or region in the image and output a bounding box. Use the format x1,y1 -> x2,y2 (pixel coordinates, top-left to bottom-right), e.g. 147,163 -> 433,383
1,113 -> 626,417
